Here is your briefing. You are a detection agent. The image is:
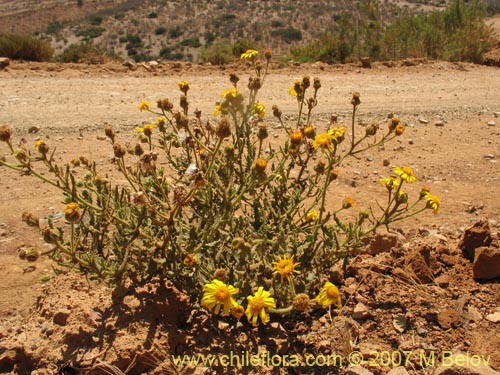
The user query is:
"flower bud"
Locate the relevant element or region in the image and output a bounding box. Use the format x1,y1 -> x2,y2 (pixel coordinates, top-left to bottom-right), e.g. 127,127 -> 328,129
365,123 -> 378,136
104,126 -> 115,142
351,92 -> 361,106
215,117 -> 231,139
255,158 -> 268,172
113,143 -> 127,158
257,124 -> 268,140
294,293 -> 310,312
0,124 -> 12,143
65,202 -> 81,223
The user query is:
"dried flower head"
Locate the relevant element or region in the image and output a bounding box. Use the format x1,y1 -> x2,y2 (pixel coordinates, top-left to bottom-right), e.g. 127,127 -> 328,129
365,123 -> 378,136
202,279 -> 239,316
157,98 -> 173,112
264,48 -> 272,60
183,253 -> 197,267
113,143 -> 127,158
22,211 -> 39,227
330,168 -> 339,180
213,268 -> 228,282
257,124 -> 268,140
313,78 -> 321,91
272,105 -> 282,119
246,287 -> 276,326
229,73 -> 239,86
315,281 -> 342,308
351,92 -> 361,106
342,197 -> 355,209
0,124 -> 12,143
255,157 -> 268,172
104,126 -> 115,142
294,293 -> 310,312
272,254 -> 300,282
35,140 -> 49,155
215,117 -> 231,139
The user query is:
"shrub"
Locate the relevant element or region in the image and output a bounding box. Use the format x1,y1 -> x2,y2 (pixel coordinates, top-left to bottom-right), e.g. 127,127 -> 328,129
271,27 -> 303,42
199,41 -> 233,65
168,26 -> 184,38
0,33 -> 54,61
89,15 -> 103,25
148,11 -> 158,19
0,49 -> 441,327
76,26 -> 106,40
155,26 -> 167,35
179,37 -> 201,48
56,43 -> 114,64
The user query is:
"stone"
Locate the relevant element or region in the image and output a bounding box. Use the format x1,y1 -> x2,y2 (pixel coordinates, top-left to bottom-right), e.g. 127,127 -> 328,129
487,120 -> 496,126
435,274 -> 451,288
437,309 -> 461,330
346,366 -> 374,375
388,367 -> 410,375
0,350 -> 16,372
0,57 -> 10,69
53,308 -> 71,326
483,154 -> 495,160
433,351 -> 500,375
472,247 -> 500,280
485,312 -> 500,323
418,117 -> 430,124
459,221 -> 492,261
435,120 -> 446,126
353,302 -> 371,320
467,306 -> 483,322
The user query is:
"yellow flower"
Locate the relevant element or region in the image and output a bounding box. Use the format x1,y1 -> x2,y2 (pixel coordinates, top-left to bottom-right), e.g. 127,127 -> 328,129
275,173 -> 284,181
393,166 -> 417,183
35,139 -> 49,154
254,102 -> 265,119
305,209 -> 319,223
255,157 -> 268,172
272,255 -> 300,283
380,177 -> 400,190
312,132 -> 333,152
395,123 -> 405,136
289,81 -> 302,97
202,279 -> 239,316
178,80 -> 190,94
328,127 -> 346,144
138,101 -> 150,112
213,105 -> 222,116
342,197 -> 355,209
315,281 -> 342,308
303,124 -> 316,139
65,202 -> 80,223
289,130 -> 303,145
240,49 -> 259,60
136,122 -> 155,136
246,287 -> 276,326
425,192 -> 441,214
223,88 -> 239,100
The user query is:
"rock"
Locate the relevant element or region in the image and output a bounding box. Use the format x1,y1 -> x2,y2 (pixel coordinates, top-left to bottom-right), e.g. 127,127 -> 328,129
467,306 -> 482,322
122,60 -> 135,69
485,312 -> 500,323
435,274 -> 451,288
435,120 -> 446,126
459,221 -> 492,261
417,327 -> 428,336
388,367 -> 410,375
418,117 -> 430,124
404,245 -> 438,283
487,120 -> 496,126
28,126 -> 40,133
0,349 -> 16,372
383,159 -> 390,166
0,57 -> 10,69
472,247 -> 500,280
433,351 -> 500,375
483,154 -> 495,160
437,309 -> 461,330
353,302 -> 371,320
346,366 -> 374,375
360,56 -> 371,68
53,308 -> 71,326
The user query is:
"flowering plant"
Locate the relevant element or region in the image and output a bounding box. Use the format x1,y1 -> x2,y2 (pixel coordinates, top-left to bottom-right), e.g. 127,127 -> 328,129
0,49 -> 440,326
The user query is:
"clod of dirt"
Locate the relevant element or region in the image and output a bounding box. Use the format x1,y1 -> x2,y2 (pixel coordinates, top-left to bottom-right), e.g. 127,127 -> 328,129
52,308 -> 71,326
473,246 -> 500,280
460,220 -> 492,260
403,245 -> 440,283
368,233 -> 400,255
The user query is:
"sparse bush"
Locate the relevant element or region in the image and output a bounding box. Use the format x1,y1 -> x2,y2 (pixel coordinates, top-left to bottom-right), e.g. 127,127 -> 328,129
155,26 -> 167,35
89,15 -> 103,26
46,22 -> 64,35
179,37 -> 201,48
0,49 -> 441,328
199,41 -> 233,64
0,33 -> 54,61
168,25 -> 184,38
148,11 -> 158,19
271,27 -> 303,42
76,26 -> 106,40
57,42 -> 115,64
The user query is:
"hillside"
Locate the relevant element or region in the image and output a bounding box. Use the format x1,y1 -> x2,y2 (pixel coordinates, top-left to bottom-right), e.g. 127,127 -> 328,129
0,0 -> 457,62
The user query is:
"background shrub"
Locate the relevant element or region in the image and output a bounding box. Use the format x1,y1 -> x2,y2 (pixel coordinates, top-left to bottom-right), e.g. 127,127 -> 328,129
0,33 -> 54,61
199,41 -> 233,65
56,42 -> 115,63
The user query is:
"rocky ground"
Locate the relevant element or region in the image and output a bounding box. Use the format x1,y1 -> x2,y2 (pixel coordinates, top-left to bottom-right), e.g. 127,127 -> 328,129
0,59 -> 499,375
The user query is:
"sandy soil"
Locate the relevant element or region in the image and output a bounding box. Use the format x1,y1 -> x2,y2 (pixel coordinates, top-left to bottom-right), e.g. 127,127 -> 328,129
0,59 -> 499,374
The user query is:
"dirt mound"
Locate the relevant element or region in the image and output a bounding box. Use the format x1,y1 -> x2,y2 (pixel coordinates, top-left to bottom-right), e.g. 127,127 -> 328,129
1,228 -> 499,375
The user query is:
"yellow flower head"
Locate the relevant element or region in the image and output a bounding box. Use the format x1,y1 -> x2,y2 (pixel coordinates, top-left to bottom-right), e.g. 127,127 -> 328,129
305,209 -> 319,223
393,166 -> 417,183
246,287 -> 276,326
138,101 -> 151,112
35,139 -> 49,155
327,127 -> 346,144
342,197 -> 355,209
202,279 -> 239,316
178,80 -> 190,94
240,49 -> 259,60
312,132 -> 334,152
315,281 -> 342,308
136,122 -> 156,136
254,102 -> 266,119
425,192 -> 441,214
65,202 -> 80,223
380,177 -> 400,190
395,123 -> 405,136
255,157 -> 268,172
272,255 -> 300,283
303,124 -> 316,139
289,81 -> 302,97
290,130 -> 303,145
